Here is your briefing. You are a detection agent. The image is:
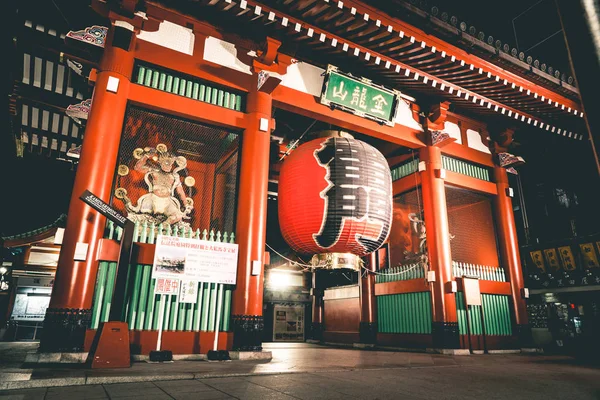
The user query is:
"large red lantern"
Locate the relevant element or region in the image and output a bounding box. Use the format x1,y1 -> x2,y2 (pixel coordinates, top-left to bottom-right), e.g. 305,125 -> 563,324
278,131 -> 393,270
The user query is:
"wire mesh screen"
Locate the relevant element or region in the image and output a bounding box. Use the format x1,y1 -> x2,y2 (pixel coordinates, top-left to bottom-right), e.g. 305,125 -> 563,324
111,106 -> 240,234
446,186 -> 500,267
386,189 -> 424,269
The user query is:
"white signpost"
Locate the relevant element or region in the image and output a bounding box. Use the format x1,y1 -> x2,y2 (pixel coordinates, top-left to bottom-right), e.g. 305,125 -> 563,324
151,234 -> 239,355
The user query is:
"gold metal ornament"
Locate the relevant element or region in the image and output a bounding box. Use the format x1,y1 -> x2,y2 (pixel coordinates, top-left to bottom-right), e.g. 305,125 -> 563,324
156,143 -> 168,153
114,187 -> 128,199
133,148 -> 144,159
184,176 -> 196,187
117,165 -> 130,176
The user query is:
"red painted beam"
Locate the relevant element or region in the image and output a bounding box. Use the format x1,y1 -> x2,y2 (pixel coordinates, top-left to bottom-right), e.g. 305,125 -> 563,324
374,279 -> 430,296
128,84 -> 247,130
272,85 -> 424,149
456,279 -> 512,296
444,171 -> 497,196
135,39 -> 251,93
392,174 -> 421,196
94,241 -> 156,266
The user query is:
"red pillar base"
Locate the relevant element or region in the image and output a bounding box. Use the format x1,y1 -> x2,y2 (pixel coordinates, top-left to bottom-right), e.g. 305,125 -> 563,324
89,322 -> 131,369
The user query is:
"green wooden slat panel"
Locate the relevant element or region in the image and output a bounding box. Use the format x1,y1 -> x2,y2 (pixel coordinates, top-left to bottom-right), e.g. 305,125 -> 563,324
201,282 -> 211,331
127,265 -> 143,326
169,294 -> 179,330
151,71 -> 159,89
179,79 -> 187,97
199,84 -> 206,102
91,261 -> 109,329
143,68 -> 153,87
136,264 -> 152,330
162,295 -> 170,330
380,296 -> 386,333
137,66 -> 146,84
172,77 -> 180,94
177,301 -> 186,331
193,282 -> 204,331
101,262 -> 117,323
145,282 -> 157,330
380,296 -> 385,333
222,287 -> 232,331
158,73 -> 166,91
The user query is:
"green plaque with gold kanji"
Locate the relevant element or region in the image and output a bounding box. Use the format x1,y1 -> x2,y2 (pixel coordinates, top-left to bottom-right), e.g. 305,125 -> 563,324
320,65 -> 400,126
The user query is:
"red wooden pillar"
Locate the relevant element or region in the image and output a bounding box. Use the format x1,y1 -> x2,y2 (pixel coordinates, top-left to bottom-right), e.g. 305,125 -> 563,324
419,146 -> 459,349
231,88 -> 272,351
40,23 -> 136,352
359,253 -> 378,343
310,271 -> 324,341
493,167 -> 530,344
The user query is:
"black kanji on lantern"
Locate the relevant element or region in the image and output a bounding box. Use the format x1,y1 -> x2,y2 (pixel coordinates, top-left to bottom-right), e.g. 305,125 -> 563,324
313,137 -> 392,252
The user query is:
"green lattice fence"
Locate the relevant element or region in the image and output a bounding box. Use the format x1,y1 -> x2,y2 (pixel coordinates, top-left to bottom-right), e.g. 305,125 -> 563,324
135,63 -> 244,111
375,263 -> 424,283
377,292 -> 432,334
90,220 -> 234,332
441,155 -> 490,181
455,292 -> 512,336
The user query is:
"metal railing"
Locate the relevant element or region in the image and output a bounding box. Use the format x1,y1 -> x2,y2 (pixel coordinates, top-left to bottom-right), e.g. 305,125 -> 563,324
452,261 -> 506,281
90,220 -> 234,332
375,263 -> 424,283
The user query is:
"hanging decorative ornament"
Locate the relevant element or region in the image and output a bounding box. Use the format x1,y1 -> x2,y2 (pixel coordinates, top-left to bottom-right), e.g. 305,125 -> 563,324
278,130 -> 393,271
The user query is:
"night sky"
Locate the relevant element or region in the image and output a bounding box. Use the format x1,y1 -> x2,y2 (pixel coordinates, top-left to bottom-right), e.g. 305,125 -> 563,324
437,0 -> 571,75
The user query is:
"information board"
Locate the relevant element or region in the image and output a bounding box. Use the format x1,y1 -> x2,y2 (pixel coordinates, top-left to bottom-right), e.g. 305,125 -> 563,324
152,235 -> 239,285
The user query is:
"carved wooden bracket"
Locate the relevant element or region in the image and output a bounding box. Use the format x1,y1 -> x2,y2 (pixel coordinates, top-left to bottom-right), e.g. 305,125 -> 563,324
252,37 -> 293,75
250,37 -> 295,93
424,101 -> 454,147
497,152 -> 525,168
428,130 -> 455,147
426,101 -> 451,131
488,126 -> 515,153
92,0 -> 162,32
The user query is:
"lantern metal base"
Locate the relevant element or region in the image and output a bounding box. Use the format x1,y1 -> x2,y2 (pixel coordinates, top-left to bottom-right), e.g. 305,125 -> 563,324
311,253 -> 362,271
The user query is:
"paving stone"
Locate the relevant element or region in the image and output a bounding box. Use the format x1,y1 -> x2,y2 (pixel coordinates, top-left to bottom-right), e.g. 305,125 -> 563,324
45,384 -> 107,400
169,392 -> 235,400
0,388 -> 47,400
155,379 -> 215,393
103,382 -> 169,398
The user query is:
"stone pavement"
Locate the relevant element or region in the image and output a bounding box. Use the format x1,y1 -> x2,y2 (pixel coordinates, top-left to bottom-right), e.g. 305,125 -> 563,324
1,342 -> 600,399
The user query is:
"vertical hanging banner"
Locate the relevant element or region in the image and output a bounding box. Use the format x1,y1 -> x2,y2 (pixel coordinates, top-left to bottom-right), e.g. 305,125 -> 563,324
152,235 -> 239,284
543,248 -> 562,272
558,246 -> 576,271
529,250 -> 546,273
580,243 -> 600,269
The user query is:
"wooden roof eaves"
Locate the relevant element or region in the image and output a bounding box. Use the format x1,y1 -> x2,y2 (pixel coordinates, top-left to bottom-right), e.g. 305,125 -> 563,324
324,0 -> 581,112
